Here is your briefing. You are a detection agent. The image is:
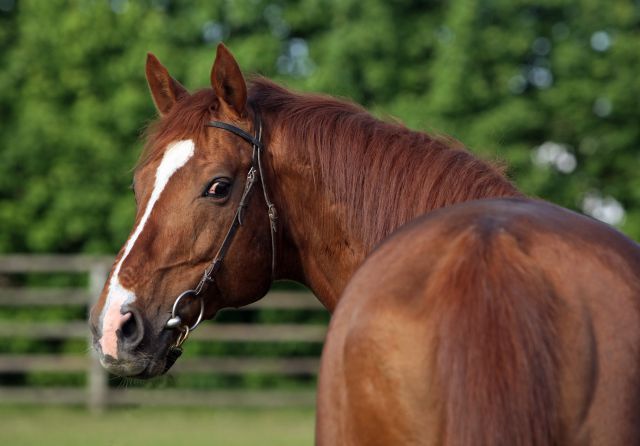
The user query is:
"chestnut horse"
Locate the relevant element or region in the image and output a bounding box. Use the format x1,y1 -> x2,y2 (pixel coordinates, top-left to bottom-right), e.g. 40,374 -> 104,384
88,44 -> 640,445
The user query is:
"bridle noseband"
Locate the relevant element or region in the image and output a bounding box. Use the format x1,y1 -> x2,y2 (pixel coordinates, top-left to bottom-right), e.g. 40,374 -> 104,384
165,111 -> 277,348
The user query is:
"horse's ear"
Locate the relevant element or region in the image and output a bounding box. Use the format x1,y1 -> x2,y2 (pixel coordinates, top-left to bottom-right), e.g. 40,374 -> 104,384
145,53 -> 188,116
211,43 -> 247,117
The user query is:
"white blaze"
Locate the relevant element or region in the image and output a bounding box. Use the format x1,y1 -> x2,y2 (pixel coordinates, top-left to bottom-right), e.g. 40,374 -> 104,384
99,140 -> 196,358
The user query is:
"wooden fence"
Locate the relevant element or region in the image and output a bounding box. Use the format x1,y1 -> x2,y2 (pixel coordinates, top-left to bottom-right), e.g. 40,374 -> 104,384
0,255 -> 326,411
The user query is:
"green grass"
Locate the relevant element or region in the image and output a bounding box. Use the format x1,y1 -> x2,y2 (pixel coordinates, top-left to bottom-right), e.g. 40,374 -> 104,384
0,406 -> 315,446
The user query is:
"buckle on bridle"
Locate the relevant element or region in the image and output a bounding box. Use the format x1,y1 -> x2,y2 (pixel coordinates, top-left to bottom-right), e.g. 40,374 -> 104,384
268,204 -> 278,232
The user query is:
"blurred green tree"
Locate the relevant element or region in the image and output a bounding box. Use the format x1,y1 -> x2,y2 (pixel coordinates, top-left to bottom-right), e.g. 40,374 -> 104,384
0,0 -> 638,254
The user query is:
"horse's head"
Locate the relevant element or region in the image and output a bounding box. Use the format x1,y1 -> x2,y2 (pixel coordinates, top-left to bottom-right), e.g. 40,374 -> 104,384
89,44 -> 275,378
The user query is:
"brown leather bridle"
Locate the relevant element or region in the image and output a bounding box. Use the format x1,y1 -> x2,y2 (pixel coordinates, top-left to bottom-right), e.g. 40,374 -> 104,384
164,110 -> 277,348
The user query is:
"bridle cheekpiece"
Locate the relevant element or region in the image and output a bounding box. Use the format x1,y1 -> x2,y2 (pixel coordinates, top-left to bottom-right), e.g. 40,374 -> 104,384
165,110 -> 277,349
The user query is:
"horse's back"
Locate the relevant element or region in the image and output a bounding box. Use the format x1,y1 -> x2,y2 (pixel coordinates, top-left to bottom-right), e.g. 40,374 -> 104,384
317,198 -> 640,446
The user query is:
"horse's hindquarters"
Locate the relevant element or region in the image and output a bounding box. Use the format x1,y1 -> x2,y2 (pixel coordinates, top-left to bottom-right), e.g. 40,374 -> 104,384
317,281 -> 444,446
316,198 -> 640,446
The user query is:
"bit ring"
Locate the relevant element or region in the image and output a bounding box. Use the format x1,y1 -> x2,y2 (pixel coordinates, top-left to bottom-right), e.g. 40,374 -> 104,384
165,289 -> 205,331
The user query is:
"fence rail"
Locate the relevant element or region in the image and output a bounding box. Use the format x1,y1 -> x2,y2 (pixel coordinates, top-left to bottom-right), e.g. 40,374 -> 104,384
0,255 -> 326,411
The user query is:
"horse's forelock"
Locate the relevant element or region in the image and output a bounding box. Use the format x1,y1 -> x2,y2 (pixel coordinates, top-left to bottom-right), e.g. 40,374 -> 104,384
136,89 -> 218,173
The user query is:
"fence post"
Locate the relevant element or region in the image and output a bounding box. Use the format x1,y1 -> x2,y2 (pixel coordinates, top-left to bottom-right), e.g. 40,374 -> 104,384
87,262 -> 109,413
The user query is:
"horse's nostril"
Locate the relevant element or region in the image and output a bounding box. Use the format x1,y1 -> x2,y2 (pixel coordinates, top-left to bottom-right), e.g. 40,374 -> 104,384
118,309 -> 144,350
121,313 -> 137,339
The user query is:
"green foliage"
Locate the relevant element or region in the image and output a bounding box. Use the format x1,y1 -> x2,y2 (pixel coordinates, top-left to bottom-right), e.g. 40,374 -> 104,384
0,0 -> 639,255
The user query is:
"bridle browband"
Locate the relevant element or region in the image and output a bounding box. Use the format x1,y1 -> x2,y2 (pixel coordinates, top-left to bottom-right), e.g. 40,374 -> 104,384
164,111 -> 277,348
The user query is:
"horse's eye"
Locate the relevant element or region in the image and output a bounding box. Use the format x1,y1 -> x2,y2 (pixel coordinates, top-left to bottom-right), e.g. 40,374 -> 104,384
204,178 -> 232,200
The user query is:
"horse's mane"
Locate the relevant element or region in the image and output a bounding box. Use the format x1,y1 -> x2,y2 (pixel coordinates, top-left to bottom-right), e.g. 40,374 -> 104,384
136,78 -> 520,250
249,78 -> 521,250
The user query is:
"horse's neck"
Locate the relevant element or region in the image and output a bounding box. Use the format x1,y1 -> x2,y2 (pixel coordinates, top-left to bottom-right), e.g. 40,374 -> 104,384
268,145 -> 365,310
267,114 -> 521,311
